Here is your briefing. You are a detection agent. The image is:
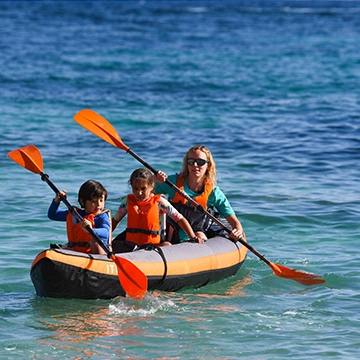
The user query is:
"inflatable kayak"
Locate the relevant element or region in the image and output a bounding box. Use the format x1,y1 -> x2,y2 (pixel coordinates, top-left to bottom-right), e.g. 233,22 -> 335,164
30,236 -> 248,299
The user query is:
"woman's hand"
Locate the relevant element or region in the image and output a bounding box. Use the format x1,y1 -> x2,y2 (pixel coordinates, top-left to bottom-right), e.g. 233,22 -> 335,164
155,170 -> 167,184
193,235 -> 205,244
225,214 -> 244,241
194,231 -> 207,244
229,228 -> 244,241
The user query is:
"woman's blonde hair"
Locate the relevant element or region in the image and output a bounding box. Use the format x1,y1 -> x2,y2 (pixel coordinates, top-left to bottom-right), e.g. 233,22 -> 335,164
179,145 -> 217,186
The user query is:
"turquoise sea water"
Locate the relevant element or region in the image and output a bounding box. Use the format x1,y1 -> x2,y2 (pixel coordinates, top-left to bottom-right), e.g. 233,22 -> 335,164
1,1 -> 360,358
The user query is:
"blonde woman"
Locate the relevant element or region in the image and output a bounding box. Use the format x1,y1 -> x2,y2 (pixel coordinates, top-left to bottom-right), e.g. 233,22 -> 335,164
155,145 -> 244,243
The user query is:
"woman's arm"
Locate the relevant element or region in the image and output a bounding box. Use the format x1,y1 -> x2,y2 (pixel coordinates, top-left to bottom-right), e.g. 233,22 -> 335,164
225,214 -> 244,241
209,187 -> 244,241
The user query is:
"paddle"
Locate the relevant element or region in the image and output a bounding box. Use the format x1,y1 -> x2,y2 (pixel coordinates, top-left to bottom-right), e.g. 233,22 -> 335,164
7,145 -> 148,298
74,109 -> 326,286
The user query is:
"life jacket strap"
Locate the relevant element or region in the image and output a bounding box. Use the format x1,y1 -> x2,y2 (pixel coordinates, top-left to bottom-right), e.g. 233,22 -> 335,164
67,242 -> 91,248
127,228 -> 160,235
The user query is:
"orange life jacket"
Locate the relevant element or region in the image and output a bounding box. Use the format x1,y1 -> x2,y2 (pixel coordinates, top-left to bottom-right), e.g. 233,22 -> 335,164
172,175 -> 213,208
126,194 -> 161,246
66,208 -> 110,253
171,175 -> 214,234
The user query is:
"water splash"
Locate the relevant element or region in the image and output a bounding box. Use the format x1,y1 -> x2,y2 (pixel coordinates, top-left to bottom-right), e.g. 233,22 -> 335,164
109,293 -> 177,316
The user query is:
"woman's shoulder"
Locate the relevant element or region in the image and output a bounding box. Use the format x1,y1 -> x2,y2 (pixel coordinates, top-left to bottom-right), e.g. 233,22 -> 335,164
210,185 -> 228,200
211,184 -> 225,194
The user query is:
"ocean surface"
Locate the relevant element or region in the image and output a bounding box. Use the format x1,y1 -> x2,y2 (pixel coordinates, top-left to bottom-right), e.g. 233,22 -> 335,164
1,0 -> 360,358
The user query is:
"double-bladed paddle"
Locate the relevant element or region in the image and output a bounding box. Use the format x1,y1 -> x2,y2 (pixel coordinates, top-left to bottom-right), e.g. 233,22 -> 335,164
8,145 -> 148,298
74,109 -> 326,286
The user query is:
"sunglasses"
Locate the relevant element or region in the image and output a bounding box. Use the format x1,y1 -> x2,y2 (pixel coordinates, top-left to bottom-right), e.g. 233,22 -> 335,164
187,158 -> 208,167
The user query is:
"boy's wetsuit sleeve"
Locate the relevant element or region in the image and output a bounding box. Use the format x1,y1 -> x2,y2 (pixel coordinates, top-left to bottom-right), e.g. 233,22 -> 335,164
93,211 -> 111,245
47,200 -> 68,221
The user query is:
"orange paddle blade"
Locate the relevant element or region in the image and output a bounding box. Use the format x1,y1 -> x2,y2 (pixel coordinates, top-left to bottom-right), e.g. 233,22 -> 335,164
74,109 -> 129,151
8,145 -> 44,174
110,254 -> 148,298
269,262 -> 325,286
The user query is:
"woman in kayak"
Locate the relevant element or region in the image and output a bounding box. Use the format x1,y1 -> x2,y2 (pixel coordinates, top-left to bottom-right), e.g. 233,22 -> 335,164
154,145 -> 244,243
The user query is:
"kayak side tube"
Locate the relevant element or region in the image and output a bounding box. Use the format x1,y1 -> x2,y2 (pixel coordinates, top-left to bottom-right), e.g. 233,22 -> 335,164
30,236 -> 247,299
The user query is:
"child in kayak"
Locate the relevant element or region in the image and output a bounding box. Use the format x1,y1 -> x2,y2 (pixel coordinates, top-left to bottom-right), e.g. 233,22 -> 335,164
112,168 -> 202,253
48,179 -> 111,254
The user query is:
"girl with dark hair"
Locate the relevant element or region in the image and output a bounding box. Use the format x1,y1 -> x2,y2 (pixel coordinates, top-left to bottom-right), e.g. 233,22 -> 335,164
112,168 -> 202,253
